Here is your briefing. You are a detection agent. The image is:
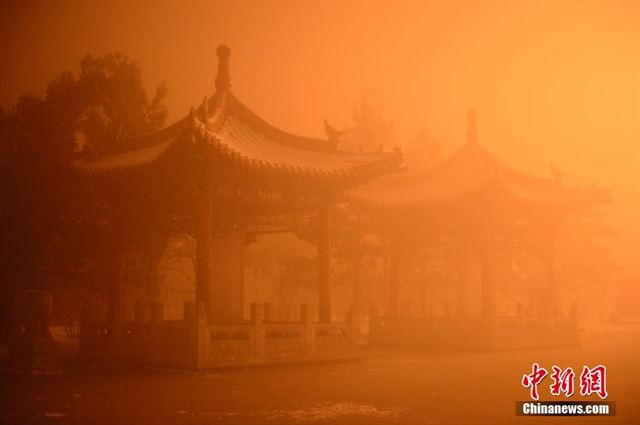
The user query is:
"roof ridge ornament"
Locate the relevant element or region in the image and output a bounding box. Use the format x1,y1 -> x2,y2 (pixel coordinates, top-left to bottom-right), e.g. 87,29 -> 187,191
466,108 -> 478,145
215,45 -> 232,92
324,119 -> 343,145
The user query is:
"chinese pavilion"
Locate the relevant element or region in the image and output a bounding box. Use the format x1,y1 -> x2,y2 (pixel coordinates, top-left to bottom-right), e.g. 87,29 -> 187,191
74,46 -> 402,368
348,109 -> 610,350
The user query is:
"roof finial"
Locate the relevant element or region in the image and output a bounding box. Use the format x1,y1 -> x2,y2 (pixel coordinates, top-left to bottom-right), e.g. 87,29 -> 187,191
324,119 -> 343,144
215,45 -> 232,92
466,108 -> 478,145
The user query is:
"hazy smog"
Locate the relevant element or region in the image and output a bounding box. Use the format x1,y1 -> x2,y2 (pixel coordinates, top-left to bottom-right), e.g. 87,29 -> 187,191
0,1 -> 638,424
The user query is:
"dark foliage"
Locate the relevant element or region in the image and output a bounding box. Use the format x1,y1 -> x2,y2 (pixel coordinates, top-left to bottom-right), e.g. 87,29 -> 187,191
0,53 -> 169,338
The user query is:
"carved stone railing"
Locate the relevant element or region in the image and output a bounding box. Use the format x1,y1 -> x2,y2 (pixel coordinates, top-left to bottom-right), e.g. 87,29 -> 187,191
207,324 -> 253,365
369,316 -> 489,351
263,323 -> 305,360
80,303 -> 193,367
80,302 -> 358,369
314,322 -> 353,357
611,313 -> 640,325
369,303 -> 580,351
491,316 -> 579,350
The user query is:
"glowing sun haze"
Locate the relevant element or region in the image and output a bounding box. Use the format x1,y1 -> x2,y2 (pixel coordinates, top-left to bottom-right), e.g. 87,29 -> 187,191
1,0 -> 639,274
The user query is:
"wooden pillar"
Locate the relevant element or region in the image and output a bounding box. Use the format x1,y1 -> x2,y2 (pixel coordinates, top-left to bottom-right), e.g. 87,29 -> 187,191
481,244 -> 494,319
107,247 -> 123,326
107,285 -> 120,326
301,304 -> 315,358
250,303 -> 264,359
388,253 -> 399,318
195,182 -> 213,323
455,252 -> 467,319
317,200 -> 332,323
210,230 -> 245,322
351,250 -> 363,319
193,302 -> 208,369
544,228 -> 558,318
544,256 -> 557,317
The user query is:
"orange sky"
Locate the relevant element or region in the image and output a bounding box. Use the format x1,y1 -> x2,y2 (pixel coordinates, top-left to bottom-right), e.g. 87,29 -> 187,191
1,0 -> 639,276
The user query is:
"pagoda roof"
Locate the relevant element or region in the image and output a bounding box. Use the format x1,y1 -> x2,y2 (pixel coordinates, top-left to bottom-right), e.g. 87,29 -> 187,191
347,110 -> 610,213
71,45 -> 402,190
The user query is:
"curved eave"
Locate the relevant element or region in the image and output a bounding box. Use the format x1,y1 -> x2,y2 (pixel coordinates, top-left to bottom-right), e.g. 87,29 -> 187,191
223,93 -> 337,152
346,180 -> 610,217
194,118 -> 402,189
344,177 -> 493,212
507,184 -> 612,213
69,118 -> 189,176
346,143 -> 610,213
198,90 -> 403,189
67,88 -> 403,186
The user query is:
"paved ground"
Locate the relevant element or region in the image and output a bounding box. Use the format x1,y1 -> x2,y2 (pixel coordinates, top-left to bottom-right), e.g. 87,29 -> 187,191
1,326 -> 639,424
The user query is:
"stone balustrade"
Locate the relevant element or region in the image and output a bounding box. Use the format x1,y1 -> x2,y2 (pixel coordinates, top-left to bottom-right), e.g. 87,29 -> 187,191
80,302 -> 358,369
369,302 -> 580,351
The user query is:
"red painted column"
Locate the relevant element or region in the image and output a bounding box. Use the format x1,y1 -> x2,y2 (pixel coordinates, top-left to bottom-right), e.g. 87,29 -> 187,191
388,253 -> 399,318
481,242 -> 494,319
318,200 -> 332,323
455,251 -> 467,319
544,225 -> 558,318
545,254 -> 557,318
107,248 -> 122,326
195,181 -> 213,323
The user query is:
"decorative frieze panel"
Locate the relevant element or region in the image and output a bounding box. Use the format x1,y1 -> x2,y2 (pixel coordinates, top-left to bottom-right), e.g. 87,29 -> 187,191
263,325 -> 304,359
